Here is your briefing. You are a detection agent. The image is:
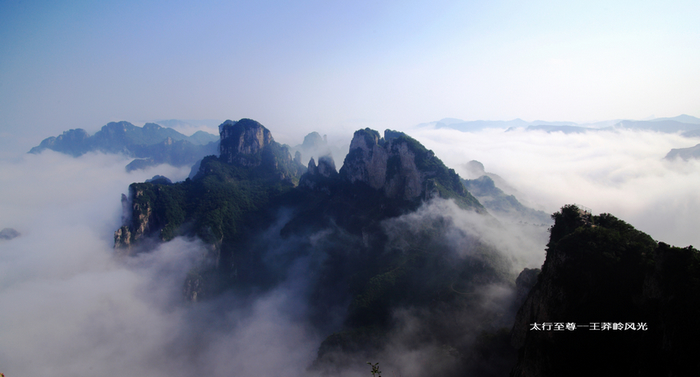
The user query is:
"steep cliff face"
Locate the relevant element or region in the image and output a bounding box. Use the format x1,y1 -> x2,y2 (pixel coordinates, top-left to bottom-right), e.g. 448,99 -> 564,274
114,184 -> 161,253
219,119 -> 274,165
215,118 -> 304,181
339,128 -> 482,209
115,119 -> 306,255
510,205 -> 700,377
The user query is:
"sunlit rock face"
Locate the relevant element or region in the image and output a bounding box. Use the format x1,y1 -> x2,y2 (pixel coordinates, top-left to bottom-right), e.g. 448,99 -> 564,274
114,186 -> 155,253
341,128 -> 388,190
340,128 -> 460,201
219,119 -> 274,166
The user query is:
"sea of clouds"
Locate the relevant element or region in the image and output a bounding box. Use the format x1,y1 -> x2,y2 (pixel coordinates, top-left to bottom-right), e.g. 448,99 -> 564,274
411,127 -> 700,248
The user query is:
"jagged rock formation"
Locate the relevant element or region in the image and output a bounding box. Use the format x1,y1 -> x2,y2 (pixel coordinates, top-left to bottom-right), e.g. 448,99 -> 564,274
289,131 -> 344,172
339,128 -> 482,208
216,118 -> 305,181
299,155 -> 339,192
115,119 -> 486,266
115,119 -> 306,254
30,121 -> 219,171
510,205 -> 700,377
108,118 -> 700,375
219,119 -> 273,164
310,155 -> 337,177
114,184 -> 156,252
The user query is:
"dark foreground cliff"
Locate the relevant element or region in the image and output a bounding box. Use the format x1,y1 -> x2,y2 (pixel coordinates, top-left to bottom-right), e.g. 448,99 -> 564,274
511,205 -> 700,377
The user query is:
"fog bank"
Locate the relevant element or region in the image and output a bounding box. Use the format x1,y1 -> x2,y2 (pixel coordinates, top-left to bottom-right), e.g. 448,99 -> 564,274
411,127 -> 700,248
0,152 -> 321,377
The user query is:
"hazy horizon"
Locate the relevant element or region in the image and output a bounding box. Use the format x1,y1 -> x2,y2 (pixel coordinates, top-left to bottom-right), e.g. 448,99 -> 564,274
2,0 -> 699,157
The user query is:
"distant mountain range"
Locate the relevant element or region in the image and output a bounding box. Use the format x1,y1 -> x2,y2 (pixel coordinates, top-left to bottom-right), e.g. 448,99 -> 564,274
429,114 -> 700,163
430,114 -> 700,136
665,143 -> 700,161
33,115 -> 700,173
29,121 -> 219,171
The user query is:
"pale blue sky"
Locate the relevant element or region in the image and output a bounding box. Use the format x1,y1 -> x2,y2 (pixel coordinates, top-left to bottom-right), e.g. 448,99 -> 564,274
1,0 -> 699,154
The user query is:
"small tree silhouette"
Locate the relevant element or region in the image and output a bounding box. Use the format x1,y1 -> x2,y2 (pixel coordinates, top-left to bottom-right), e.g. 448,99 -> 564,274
367,362 -> 381,377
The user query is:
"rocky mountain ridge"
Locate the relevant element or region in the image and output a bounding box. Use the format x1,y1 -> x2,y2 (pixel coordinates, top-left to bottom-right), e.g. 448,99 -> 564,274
664,143 -> 700,161
340,128 -> 482,207
115,120 -> 484,253
461,167 -> 551,225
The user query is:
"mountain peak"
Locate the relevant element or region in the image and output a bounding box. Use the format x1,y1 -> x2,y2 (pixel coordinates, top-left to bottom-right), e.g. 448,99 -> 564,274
143,122 -> 164,131
29,128 -> 91,156
302,131 -> 326,150
219,119 -> 274,165
339,128 -> 481,208
103,121 -> 137,132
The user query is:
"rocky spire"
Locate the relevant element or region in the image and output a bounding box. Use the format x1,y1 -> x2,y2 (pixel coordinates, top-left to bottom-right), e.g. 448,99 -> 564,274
339,129 -> 429,200
219,119 -> 274,166
299,155 -> 338,191
337,128 -> 478,207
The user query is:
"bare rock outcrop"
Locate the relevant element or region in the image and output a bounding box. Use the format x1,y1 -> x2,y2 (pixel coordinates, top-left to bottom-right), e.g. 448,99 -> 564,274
114,185 -> 155,253
219,119 -> 274,166
299,155 -> 339,192
339,128 -> 472,204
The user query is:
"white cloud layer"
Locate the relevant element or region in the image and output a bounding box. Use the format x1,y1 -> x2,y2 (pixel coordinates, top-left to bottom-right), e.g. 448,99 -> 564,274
0,152 -> 320,377
411,127 -> 700,248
